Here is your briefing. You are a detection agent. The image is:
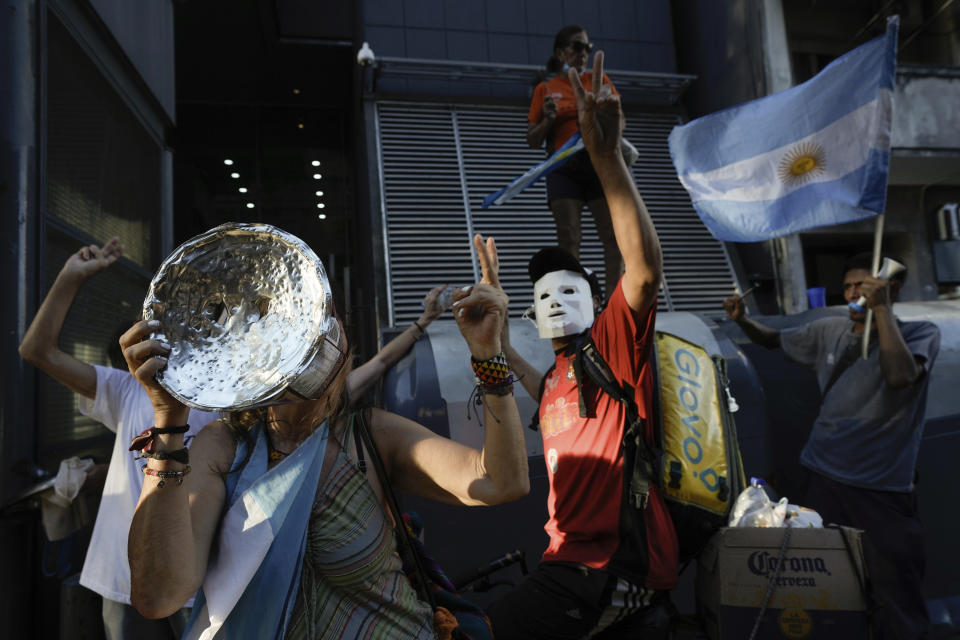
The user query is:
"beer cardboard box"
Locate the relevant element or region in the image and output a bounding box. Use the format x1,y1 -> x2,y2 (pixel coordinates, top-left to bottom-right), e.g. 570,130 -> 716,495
696,526 -> 870,639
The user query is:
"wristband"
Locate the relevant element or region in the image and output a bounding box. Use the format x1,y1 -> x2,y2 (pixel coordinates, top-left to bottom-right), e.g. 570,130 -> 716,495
482,381 -> 515,396
129,424 -> 189,454
413,320 -> 425,334
471,352 -> 511,386
467,353 -> 517,423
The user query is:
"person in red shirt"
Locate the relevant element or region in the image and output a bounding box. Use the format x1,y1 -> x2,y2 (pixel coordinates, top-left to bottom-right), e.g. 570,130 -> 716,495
490,51 -> 678,640
528,25 -> 623,298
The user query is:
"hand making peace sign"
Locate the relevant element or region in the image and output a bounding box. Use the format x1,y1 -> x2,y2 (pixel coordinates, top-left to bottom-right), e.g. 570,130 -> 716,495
568,50 -> 623,157
451,234 -> 508,361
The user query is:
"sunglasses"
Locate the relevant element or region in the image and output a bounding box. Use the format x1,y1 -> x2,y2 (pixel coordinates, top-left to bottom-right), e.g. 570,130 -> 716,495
566,41 -> 595,54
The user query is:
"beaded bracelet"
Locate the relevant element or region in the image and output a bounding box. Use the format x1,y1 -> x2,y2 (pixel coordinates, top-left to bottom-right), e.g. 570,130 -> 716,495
143,465 -> 191,489
136,447 -> 189,465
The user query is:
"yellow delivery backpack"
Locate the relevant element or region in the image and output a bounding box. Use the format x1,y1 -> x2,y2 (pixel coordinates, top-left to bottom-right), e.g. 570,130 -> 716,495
654,331 -> 746,562
529,330 -> 746,563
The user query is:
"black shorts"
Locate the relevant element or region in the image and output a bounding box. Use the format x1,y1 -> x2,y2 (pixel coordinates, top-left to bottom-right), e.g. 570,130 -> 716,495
546,150 -> 604,204
487,562 -> 667,640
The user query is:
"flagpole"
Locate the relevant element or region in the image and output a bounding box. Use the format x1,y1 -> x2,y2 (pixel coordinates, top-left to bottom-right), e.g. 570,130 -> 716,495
862,213 -> 885,359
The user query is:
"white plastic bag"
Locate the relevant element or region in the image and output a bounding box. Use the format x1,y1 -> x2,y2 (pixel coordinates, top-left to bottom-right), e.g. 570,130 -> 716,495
728,478 -> 787,528
51,457 -> 95,507
41,457 -> 95,541
785,504 -> 824,528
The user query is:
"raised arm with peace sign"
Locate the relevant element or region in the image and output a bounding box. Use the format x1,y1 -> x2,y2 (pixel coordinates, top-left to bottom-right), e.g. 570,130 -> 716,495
568,50 -> 623,157
451,234 -> 509,361
569,50 -> 662,315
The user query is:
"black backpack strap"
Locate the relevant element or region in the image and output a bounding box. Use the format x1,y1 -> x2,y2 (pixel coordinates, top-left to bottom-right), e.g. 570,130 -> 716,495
576,338 -> 660,509
352,410 -> 437,611
572,340 -> 590,419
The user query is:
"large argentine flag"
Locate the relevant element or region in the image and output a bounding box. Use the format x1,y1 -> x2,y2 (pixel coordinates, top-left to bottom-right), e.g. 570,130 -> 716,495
669,16 -> 898,242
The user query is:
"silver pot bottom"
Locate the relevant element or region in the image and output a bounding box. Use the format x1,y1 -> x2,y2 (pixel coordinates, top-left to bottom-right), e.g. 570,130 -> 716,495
143,222 -> 342,412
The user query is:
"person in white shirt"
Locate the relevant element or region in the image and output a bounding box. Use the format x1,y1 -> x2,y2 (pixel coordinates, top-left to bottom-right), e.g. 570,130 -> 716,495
19,238 -> 216,639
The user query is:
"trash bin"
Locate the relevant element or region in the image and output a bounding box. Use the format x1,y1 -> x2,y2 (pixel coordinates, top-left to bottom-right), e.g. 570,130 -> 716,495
806,287 -> 826,308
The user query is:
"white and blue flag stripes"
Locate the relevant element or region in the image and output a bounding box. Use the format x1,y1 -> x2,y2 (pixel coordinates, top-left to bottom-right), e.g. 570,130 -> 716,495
482,133 -> 584,208
668,16 -> 899,243
184,423 -> 329,640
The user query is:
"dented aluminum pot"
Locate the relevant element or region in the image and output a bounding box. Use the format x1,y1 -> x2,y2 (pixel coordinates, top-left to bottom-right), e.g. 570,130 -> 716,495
142,222 -> 346,412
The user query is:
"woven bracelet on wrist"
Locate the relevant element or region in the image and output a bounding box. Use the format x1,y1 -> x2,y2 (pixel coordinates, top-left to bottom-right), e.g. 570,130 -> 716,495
467,352 -> 516,424
129,424 -> 189,454
136,447 -> 189,465
471,352 -> 515,397
143,465 -> 191,489
471,352 -> 511,386
413,320 -> 425,334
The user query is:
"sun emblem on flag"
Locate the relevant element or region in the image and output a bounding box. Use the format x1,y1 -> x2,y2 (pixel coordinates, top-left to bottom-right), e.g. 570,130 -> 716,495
778,142 -> 826,186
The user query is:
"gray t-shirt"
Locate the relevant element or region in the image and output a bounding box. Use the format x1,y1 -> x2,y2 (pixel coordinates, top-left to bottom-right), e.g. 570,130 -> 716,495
780,316 -> 940,492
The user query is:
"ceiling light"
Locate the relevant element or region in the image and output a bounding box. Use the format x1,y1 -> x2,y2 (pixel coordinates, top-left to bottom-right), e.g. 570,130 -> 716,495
315,190 -> 323,197
317,203 -> 325,209
230,172 -> 240,179
318,213 -> 327,220
238,187 -> 248,193
246,203 -> 255,209
297,123 -> 305,129
311,160 -> 320,167
224,159 -> 234,166
313,173 -> 322,180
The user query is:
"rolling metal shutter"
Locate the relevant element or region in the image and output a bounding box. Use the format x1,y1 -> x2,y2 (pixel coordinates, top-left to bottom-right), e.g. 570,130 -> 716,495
375,101 -> 736,324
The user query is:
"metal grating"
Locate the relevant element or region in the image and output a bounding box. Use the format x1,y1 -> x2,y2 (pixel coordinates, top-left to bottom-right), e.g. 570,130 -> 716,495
46,16 -> 158,270
376,101 -> 736,324
623,113 -> 738,313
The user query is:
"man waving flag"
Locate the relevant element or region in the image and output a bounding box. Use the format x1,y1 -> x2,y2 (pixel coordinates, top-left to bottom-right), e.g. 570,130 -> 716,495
669,16 -> 898,243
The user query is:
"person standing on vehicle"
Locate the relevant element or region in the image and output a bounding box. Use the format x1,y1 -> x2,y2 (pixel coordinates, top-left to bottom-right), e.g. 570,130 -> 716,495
527,25 -> 624,298
490,51 -> 678,640
722,253 -> 940,640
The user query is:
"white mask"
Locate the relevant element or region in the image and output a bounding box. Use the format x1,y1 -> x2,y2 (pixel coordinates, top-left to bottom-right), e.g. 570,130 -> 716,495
527,270 -> 595,339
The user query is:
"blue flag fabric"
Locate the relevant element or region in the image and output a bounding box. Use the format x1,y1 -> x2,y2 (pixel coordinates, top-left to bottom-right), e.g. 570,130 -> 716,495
184,422 -> 329,640
668,17 -> 898,242
482,133 -> 583,209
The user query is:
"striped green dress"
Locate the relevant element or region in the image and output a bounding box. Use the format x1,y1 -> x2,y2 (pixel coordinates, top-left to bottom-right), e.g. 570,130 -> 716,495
285,431 -> 436,639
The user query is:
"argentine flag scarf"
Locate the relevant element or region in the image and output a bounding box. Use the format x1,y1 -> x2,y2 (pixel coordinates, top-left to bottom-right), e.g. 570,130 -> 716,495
184,422 -> 329,640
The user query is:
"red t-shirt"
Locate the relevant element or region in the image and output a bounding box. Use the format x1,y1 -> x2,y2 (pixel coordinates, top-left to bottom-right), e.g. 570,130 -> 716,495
537,279 -> 679,590
528,72 -> 619,153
